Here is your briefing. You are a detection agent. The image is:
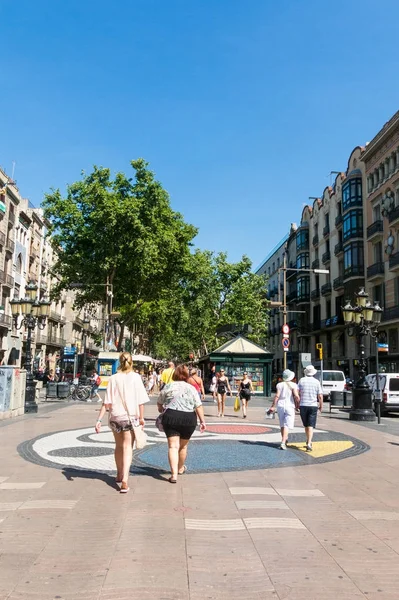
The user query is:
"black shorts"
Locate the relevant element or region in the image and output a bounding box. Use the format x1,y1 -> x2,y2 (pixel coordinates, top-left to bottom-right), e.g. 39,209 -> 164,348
300,406 -> 318,428
240,390 -> 251,401
162,409 -> 197,440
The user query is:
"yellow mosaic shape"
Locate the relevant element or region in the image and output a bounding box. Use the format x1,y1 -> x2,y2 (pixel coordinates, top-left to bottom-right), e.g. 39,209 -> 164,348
288,440 -> 354,458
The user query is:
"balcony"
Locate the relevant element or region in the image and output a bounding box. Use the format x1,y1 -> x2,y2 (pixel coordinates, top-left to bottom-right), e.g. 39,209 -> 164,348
321,282 -> 332,296
50,310 -> 63,322
389,251 -> 399,271
0,313 -> 12,329
367,219 -> 384,240
311,288 -> 320,300
312,234 -> 319,247
322,250 -> 331,264
288,319 -> 298,329
8,212 -> 15,226
382,306 -> 399,322
297,293 -> 310,304
5,238 -> 14,254
0,232 -> 5,247
388,205 -> 399,226
312,259 -> 320,269
46,334 -> 67,347
323,224 -> 330,237
286,291 -> 297,303
286,267 -> 298,281
311,321 -> 321,331
367,261 -> 385,280
2,273 -> 14,288
335,214 -> 343,227
333,276 -> 344,290
343,265 -> 364,279
36,334 -> 48,345
334,241 -> 343,256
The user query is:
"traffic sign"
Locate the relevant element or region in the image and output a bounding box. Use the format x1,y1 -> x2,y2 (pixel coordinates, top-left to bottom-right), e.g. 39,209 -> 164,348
282,324 -> 290,335
282,338 -> 290,349
283,333 -> 289,339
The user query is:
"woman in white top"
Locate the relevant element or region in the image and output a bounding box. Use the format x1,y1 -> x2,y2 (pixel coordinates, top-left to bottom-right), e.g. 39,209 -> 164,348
95,352 -> 150,493
269,369 -> 299,450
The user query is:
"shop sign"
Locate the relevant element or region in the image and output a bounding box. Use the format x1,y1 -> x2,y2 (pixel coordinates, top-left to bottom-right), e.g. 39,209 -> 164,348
377,343 -> 389,353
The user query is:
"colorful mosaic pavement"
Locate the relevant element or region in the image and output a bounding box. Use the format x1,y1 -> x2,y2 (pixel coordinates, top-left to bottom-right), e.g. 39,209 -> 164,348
18,420 -> 369,474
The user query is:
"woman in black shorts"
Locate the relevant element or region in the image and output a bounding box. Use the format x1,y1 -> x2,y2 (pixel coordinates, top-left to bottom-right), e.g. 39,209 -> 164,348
157,365 -> 206,483
239,372 -> 253,419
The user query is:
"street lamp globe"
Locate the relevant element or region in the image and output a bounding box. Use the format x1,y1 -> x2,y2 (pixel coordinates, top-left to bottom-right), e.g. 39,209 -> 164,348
372,301 -> 383,325
10,298 -> 20,319
343,301 -> 354,325
356,287 -> 368,308
39,298 -> 51,318
83,316 -> 90,331
20,298 -> 33,316
31,301 -> 41,318
26,281 -> 38,302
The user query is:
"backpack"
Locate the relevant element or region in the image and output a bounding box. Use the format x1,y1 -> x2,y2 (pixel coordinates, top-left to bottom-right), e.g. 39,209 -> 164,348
95,375 -> 101,386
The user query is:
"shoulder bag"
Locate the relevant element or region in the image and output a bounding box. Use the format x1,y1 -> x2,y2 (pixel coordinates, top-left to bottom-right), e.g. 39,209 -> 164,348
115,375 -> 147,450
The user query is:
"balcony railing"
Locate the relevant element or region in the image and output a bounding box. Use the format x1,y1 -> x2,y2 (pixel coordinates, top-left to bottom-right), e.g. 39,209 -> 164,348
5,239 -> 14,253
367,262 -> 385,279
3,274 -> 14,288
321,282 -> 332,296
286,291 -> 297,303
367,220 -> 384,239
388,205 -> 399,225
310,288 -> 320,300
389,251 -> 399,270
0,313 -> 12,328
312,259 -> 320,269
50,310 -> 63,322
335,214 -> 343,227
297,293 -> 310,304
322,251 -> 331,264
46,334 -> 67,347
323,224 -> 330,237
333,276 -> 344,290
312,234 -> 319,246
343,265 -> 364,279
8,211 -> 15,226
0,232 -> 5,246
334,241 -> 343,256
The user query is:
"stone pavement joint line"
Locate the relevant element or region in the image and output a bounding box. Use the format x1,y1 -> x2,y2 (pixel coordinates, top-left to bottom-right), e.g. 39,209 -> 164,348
0,482 -> 46,490
235,500 -> 289,510
276,488 -> 325,497
0,502 -> 23,511
229,486 -> 278,495
244,517 -> 306,529
19,499 -> 78,510
349,510 -> 399,520
185,519 -> 245,531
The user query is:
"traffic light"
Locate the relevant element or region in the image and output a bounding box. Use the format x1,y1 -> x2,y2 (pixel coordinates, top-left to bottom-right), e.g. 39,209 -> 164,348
316,343 -> 323,360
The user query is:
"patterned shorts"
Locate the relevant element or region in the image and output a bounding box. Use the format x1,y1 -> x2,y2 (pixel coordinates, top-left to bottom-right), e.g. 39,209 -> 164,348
109,419 -> 133,434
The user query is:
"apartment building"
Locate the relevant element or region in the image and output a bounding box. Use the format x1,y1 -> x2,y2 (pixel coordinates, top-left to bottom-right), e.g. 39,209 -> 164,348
363,110 -> 399,371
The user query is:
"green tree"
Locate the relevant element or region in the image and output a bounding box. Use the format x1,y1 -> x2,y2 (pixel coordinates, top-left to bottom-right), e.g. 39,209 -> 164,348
43,159 -> 197,349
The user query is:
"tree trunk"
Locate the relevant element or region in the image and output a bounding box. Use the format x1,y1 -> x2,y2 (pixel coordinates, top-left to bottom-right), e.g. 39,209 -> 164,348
117,322 -> 125,351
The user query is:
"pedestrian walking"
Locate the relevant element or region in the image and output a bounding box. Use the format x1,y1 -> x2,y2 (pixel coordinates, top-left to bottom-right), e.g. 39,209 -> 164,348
209,365 -> 217,403
298,365 -> 323,451
95,352 -> 149,493
157,364 -> 206,483
188,367 -> 205,400
269,369 -> 299,449
216,369 -> 231,417
238,371 -> 254,419
147,371 -> 156,394
160,361 -> 175,390
90,369 -> 102,402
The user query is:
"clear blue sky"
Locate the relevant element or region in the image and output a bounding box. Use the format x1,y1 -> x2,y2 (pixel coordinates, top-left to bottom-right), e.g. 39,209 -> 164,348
1,0 -> 398,268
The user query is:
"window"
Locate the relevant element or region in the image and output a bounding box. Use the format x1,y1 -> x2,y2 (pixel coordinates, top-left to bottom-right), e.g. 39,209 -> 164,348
326,300 -> 331,318
373,283 -> 385,307
373,204 -> 381,221
374,241 -> 383,264
395,277 -> 399,306
337,201 -> 342,216
296,229 -> 309,252
338,260 -> 344,276
344,242 -> 364,277
389,329 -> 398,353
296,252 -> 309,270
16,253 -> 22,275
297,276 -> 310,300
342,178 -> 362,211
343,209 -> 363,241
325,213 -> 330,228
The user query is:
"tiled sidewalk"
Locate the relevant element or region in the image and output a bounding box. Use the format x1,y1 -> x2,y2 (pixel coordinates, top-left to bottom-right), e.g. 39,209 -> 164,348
1,401 -> 399,599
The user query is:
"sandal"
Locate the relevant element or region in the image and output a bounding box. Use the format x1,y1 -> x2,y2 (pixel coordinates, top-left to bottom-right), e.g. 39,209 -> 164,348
178,465 -> 187,475
120,482 -> 130,493
168,477 -> 177,484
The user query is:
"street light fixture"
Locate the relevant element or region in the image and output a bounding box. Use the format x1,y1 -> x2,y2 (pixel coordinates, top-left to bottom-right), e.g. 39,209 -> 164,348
10,282 -> 52,414
80,315 -> 91,385
342,287 -> 382,422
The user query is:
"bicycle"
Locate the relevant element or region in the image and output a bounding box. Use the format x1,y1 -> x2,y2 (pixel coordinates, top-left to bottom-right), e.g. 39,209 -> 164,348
69,384 -> 91,402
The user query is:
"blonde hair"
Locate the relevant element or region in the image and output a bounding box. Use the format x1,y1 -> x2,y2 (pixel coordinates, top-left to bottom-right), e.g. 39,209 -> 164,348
118,352 -> 133,373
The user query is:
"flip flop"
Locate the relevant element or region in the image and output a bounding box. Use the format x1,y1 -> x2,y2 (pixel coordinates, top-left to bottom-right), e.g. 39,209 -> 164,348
120,482 -> 130,493
178,465 -> 187,475
168,477 -> 177,484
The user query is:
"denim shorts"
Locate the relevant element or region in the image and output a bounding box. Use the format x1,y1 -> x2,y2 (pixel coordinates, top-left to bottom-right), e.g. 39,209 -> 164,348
300,406 -> 318,428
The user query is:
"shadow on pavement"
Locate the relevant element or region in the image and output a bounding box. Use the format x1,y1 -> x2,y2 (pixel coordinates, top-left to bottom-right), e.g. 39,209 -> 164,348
61,468 -> 117,490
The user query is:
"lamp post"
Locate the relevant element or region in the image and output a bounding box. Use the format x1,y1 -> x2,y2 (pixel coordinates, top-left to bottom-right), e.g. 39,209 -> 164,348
10,281 -> 51,414
342,288 -> 383,422
80,315 -> 91,385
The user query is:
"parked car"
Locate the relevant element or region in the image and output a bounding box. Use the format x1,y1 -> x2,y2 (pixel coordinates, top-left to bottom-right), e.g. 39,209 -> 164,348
366,373 -> 399,414
315,370 -> 346,401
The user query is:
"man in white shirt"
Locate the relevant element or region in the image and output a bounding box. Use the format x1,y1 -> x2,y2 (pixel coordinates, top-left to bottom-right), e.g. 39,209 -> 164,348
298,365 -> 323,451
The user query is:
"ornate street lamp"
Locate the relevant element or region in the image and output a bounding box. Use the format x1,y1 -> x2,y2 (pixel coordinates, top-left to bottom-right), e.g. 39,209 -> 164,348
80,315 -> 91,384
10,282 -> 52,414
342,287 -> 382,422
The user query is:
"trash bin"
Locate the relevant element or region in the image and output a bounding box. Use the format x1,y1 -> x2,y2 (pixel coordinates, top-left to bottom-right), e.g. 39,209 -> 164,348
343,391 -> 352,408
330,391 -> 344,406
57,382 -> 70,399
46,382 -> 58,398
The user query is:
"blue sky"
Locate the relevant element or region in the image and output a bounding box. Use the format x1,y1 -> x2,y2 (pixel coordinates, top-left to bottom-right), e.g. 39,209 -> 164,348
1,0 -> 398,268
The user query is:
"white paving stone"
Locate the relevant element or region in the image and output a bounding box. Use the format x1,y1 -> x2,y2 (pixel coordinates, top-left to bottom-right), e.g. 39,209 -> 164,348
349,510 -> 399,521
235,500 -> 289,510
19,499 -> 78,510
0,477 -> 9,483
185,519 -> 245,531
244,517 -> 306,529
229,487 -> 278,496
276,489 -> 325,497
0,502 -> 23,511
0,482 -> 46,490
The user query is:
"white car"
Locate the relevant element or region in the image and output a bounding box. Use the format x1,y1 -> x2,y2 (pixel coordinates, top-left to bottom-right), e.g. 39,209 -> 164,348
315,370 -> 346,401
366,373 -> 399,414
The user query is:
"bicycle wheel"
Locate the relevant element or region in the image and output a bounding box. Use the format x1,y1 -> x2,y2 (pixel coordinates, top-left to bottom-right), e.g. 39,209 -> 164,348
76,386 -> 90,401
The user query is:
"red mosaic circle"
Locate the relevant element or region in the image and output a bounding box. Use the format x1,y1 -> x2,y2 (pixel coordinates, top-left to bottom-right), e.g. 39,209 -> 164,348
205,424 -> 272,434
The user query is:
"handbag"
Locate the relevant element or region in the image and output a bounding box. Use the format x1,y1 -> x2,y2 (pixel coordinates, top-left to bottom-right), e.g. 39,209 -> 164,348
234,396 -> 240,412
115,376 -> 147,450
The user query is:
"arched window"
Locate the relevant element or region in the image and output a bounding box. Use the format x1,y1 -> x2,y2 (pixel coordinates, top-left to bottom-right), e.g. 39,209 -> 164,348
16,253 -> 23,274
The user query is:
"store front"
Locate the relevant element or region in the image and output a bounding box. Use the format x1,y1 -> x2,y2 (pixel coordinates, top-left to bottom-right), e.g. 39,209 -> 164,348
199,336 -> 273,397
